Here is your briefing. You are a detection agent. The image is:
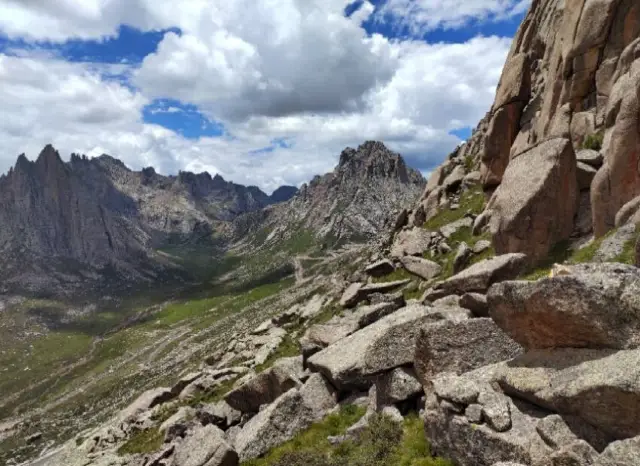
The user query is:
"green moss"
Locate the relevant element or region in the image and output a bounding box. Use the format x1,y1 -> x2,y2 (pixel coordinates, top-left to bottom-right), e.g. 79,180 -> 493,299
254,335 -> 301,373
582,131 -> 604,151
117,428 -> 164,456
424,186 -> 485,231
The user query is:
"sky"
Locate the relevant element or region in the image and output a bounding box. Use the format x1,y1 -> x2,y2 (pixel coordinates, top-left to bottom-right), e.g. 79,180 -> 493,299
0,0 -> 530,192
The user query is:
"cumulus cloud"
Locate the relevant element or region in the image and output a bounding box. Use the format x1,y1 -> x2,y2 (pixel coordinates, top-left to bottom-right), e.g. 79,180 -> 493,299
0,0 -> 518,191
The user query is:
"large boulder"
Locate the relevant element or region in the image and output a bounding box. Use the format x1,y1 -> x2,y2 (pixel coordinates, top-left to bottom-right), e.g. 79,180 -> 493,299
486,138 -> 578,262
399,255 -> 442,280
375,367 -> 423,406
497,348 -> 640,440
224,357 -> 304,413
339,280 -> 410,309
390,227 -> 432,258
234,374 -> 336,461
414,318 -> 522,386
488,263 -> 640,350
434,254 -> 528,296
173,424 -> 238,466
299,302 -> 402,358
307,304 -> 469,390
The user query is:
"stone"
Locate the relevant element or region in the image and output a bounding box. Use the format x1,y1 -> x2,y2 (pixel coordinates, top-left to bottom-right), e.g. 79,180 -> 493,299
381,406 -> 404,424
453,242 -> 473,274
307,304 -> 461,390
486,138 -> 578,262
364,259 -> 395,278
482,102 -> 524,187
299,295 -> 327,320
435,253 -> 528,296
252,319 -> 275,335
473,240 -> 492,254
368,291 -> 405,307
459,293 -> 489,317
576,149 -> 603,168
440,217 -> 474,239
118,387 -> 175,422
443,165 -> 466,192
197,402 -> 241,430
465,404 -> 483,424
488,263 -> 640,350
415,318 -> 522,386
399,255 -> 442,280
596,436 -> 640,465
615,196 -> 640,228
224,356 -> 304,413
551,440 -> 599,465
171,372 -> 203,396
577,162 -> 598,191
340,283 -> 363,308
375,367 -> 423,406
496,348 -> 640,439
340,280 -> 411,309
593,222 -> 637,262
464,171 -> 482,185
390,227 -> 432,258
431,295 -> 461,308
433,374 -> 480,405
478,390 -> 511,433
173,424 -> 238,466
536,415 -> 579,450
234,375 -> 336,461
160,406 -> 195,441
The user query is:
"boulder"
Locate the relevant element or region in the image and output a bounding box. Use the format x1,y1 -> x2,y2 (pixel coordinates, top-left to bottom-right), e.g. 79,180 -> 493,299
577,162 -> 598,190
440,217 -> 474,239
173,424 -> 238,466
497,348 -> 640,439
431,295 -> 461,308
399,255 -> 442,280
224,357 -> 304,413
390,227 -> 432,258
234,375 -> 336,461
119,387 -> 175,422
171,372 -> 203,396
300,302 -> 403,358
486,138 -> 578,262
473,240 -> 493,254
160,406 -> 195,441
615,196 -> 640,228
488,263 -> 640,350
414,318 -> 522,386
340,280 -> 410,309
443,165 -> 466,192
298,295 -> 327,320
576,149 -> 603,168
453,242 -> 473,274
364,260 -> 395,278
197,402 -> 241,430
307,304 -> 468,390
593,222 -> 637,262
596,436 -> 640,465
434,253 -> 528,296
375,367 -> 423,406
460,293 -> 489,317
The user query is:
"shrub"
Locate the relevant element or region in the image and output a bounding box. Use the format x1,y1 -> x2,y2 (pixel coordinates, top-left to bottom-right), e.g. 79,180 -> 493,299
582,131 -> 604,151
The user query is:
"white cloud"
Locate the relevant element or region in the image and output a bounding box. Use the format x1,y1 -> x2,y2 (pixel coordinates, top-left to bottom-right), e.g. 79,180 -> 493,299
374,0 -> 531,35
0,0 -> 517,192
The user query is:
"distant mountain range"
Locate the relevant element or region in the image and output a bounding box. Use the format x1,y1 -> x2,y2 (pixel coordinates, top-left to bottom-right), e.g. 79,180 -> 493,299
0,142 -> 424,296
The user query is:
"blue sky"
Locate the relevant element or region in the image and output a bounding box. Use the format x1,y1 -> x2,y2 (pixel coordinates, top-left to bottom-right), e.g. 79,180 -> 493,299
0,0 -> 529,191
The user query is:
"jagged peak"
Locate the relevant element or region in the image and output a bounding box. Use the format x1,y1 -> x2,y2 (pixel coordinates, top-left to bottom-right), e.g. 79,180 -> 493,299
36,144 -> 64,167
95,153 -> 128,170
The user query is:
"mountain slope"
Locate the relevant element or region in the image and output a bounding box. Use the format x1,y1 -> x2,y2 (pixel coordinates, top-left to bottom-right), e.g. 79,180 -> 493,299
236,141 -> 425,252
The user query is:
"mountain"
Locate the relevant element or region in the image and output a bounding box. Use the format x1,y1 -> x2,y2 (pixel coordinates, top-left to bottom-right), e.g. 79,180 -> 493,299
236,141 -> 425,250
0,145 -> 296,296
0,142 -> 419,296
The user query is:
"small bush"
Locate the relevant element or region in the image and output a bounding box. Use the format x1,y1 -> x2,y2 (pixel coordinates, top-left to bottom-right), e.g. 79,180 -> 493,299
582,131 -> 604,151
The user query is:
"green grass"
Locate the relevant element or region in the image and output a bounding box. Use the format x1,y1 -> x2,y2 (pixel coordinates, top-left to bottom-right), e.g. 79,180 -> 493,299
243,409 -> 452,466
463,154 -> 476,173
372,268 -> 413,283
254,335 -> 301,373
117,427 -> 164,456
426,229 -> 494,280
424,186 -> 485,231
582,131 -> 604,151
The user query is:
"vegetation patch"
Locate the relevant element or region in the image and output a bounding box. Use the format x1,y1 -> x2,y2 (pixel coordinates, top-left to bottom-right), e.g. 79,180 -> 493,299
117,427 -> 164,456
423,186 -> 485,231
244,409 -> 452,466
582,131 -> 604,151
254,335 -> 301,373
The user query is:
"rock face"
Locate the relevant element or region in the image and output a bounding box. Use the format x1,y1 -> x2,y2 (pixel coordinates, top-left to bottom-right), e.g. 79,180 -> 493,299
485,139 -> 578,262
488,263 -> 640,350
